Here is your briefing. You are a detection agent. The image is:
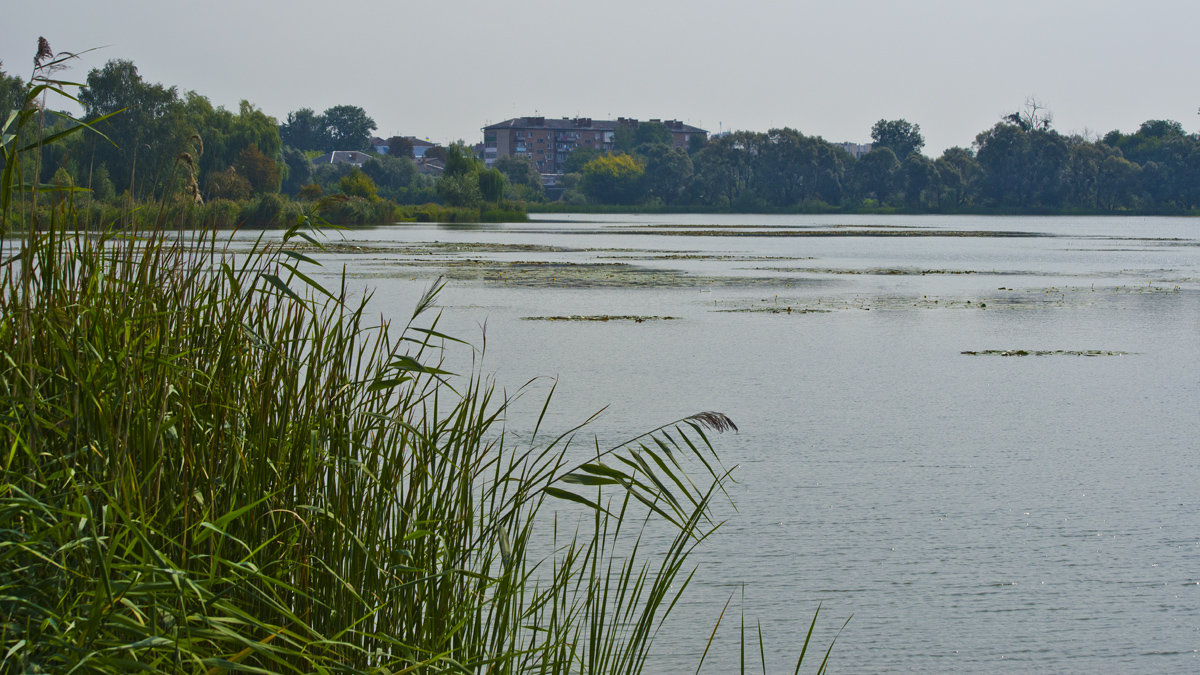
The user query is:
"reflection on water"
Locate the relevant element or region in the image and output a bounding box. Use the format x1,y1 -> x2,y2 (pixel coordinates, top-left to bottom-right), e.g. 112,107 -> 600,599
261,214 -> 1200,673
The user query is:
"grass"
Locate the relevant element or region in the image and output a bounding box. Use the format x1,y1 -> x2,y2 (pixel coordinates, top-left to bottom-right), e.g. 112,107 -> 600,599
0,41 -> 837,673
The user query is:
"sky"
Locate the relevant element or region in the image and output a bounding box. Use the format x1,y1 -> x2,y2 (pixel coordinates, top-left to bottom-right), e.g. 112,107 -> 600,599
4,0 -> 1198,155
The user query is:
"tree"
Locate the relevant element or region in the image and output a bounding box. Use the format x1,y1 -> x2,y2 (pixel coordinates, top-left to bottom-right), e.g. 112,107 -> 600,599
580,154 -> 645,204
495,155 -> 543,200
322,105 -> 376,151
235,144 -> 281,194
478,168 -> 505,202
89,164 -> 116,202
1097,155 -> 1140,210
902,153 -> 939,209
205,166 -> 252,201
362,154 -> 417,199
79,59 -> 183,198
0,66 -> 23,119
975,117 -> 1071,209
495,155 -> 541,189
934,147 -> 981,208
642,144 -> 693,204
634,121 -> 673,149
870,119 -> 925,159
564,146 -> 603,174
753,128 -> 850,207
437,143 -> 484,206
689,134 -> 755,207
755,128 -> 812,207
280,108 -> 328,151
338,168 -> 378,200
443,142 -> 481,177
974,122 -> 1030,206
1004,97 -> 1054,132
386,136 -> 414,158
179,94 -> 282,195
613,121 -> 637,153
281,146 -> 313,195
854,147 -> 902,203
437,173 -> 481,206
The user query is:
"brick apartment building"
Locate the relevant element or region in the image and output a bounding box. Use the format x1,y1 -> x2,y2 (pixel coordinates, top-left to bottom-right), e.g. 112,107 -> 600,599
482,116 -> 707,173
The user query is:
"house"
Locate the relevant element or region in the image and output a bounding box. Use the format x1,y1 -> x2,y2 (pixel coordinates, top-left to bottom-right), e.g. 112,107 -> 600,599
482,116 -> 707,173
410,138 -> 437,159
312,151 -> 373,167
415,158 -> 445,176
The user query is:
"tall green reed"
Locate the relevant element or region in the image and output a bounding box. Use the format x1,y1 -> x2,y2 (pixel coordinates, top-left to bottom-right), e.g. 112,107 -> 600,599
1,39 -> 836,673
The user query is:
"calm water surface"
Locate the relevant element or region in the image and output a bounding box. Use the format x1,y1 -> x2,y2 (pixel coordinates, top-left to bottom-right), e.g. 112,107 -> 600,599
262,214 -> 1199,673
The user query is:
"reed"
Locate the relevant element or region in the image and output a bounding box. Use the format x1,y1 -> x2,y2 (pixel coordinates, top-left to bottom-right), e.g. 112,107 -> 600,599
0,41 -> 835,673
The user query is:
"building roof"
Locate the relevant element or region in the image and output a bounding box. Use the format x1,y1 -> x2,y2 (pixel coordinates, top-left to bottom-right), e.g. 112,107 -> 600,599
484,116 -> 706,134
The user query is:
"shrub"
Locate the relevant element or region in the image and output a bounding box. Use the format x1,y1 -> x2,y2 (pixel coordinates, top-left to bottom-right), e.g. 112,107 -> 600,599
238,192 -> 285,227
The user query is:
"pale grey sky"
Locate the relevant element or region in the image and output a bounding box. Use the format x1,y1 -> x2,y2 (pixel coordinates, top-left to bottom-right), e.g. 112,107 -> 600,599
4,0 -> 1197,155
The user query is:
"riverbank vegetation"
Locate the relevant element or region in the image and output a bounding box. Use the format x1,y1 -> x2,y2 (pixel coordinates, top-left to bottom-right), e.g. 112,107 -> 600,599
0,57 -> 525,227
2,40 -> 842,672
555,106 -> 1200,214
6,47 -> 1200,224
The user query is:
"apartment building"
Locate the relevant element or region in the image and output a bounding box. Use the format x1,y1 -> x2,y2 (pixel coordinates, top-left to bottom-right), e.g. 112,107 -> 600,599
483,116 -> 707,172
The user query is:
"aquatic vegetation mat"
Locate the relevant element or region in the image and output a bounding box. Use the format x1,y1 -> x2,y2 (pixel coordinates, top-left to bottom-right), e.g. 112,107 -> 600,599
522,315 -> 681,322
961,350 -> 1132,357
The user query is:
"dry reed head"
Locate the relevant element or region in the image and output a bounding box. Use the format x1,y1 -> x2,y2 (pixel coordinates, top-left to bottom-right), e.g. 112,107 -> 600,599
34,37 -> 52,68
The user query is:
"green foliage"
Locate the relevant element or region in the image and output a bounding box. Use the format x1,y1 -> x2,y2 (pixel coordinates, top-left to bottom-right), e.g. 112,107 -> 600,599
235,143 -> 281,194
279,105 -> 376,153
204,165 -> 252,201
435,143 -> 489,206
385,135 -> 414,158
495,154 -> 543,188
337,167 -> 378,200
933,146 -> 979,207
0,67 -> 23,118
280,145 -> 312,195
88,163 -> 116,202
870,118 -> 925,159
437,171 -> 482,206
322,104 -> 376,151
581,153 -> 646,204
78,59 -> 181,198
237,191 -> 287,227
197,197 -> 241,227
855,147 -> 902,204
478,166 -> 505,202
903,153 -> 939,208
564,146 -> 603,174
634,120 -> 673,148
316,193 -> 393,224
642,143 -> 694,204
443,141 -> 481,177
361,153 -> 418,201
279,107 -> 326,150
297,182 -> 323,200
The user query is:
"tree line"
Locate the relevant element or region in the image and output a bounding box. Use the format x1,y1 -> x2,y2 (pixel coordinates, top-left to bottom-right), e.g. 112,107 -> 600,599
565,106 -> 1200,213
0,58 -> 487,213
4,55 -> 1199,216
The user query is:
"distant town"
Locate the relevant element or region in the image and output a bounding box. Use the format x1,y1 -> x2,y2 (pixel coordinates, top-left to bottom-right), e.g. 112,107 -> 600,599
323,116 -> 874,196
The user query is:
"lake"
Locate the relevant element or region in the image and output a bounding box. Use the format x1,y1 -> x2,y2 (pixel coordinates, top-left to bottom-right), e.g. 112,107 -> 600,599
260,213 -> 1200,672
